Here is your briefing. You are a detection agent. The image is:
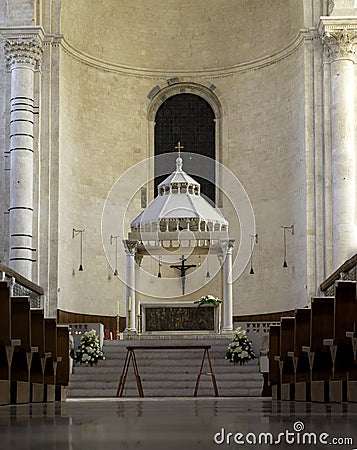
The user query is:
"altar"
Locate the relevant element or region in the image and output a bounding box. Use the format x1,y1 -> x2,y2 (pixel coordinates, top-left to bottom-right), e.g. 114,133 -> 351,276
140,302 -> 220,333
122,152 -> 235,335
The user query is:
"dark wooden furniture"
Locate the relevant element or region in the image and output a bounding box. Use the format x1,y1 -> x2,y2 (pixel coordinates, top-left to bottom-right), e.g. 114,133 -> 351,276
0,281 -> 21,405
11,296 -> 39,403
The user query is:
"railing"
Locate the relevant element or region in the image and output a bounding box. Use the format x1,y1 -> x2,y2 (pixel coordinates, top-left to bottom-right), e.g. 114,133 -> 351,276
320,253 -> 357,296
0,263 -> 44,308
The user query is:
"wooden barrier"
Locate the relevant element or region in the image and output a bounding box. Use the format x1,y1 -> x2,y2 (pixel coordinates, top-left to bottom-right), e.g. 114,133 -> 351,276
10,297 -> 39,403
287,308 -> 311,401
55,325 -> 70,401
269,324 -> 281,400
30,308 -> 52,402
276,317 -> 295,401
0,281 -> 21,405
323,281 -> 356,402
302,297 -> 334,402
44,318 -> 60,402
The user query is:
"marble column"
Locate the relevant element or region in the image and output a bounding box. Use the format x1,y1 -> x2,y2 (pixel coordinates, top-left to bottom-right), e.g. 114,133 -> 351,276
123,240 -> 138,333
320,20 -> 357,270
221,239 -> 235,332
4,30 -> 43,280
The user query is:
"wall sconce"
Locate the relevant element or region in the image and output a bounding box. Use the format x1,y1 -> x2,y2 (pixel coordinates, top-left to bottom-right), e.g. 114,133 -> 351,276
72,228 -> 85,271
158,256 -> 162,278
249,233 -> 258,274
281,225 -> 294,267
110,234 -> 119,276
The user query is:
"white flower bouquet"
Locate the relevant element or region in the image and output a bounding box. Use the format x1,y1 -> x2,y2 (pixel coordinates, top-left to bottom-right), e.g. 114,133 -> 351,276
194,294 -> 222,308
75,329 -> 105,366
225,326 -> 255,365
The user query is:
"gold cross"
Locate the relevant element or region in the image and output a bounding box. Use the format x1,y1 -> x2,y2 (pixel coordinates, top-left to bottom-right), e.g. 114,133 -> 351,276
175,141 -> 184,158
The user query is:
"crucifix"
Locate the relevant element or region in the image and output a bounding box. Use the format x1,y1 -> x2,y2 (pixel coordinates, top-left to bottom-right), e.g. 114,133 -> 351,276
170,255 -> 196,295
175,141 -> 184,158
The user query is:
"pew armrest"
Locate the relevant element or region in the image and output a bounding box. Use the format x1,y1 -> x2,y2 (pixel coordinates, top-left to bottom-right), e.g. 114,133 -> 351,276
323,338 -> 334,346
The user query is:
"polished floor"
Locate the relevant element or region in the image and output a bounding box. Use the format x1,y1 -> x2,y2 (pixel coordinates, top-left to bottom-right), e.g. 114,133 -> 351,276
0,398 -> 357,450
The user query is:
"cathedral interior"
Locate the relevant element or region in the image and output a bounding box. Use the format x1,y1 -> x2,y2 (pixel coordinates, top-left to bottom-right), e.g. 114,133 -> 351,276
0,1 -> 357,448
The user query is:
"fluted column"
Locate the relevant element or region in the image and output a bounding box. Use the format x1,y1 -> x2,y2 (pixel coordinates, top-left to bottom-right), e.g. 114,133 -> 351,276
4,29 -> 43,280
320,19 -> 357,269
221,239 -> 235,332
123,240 -> 138,333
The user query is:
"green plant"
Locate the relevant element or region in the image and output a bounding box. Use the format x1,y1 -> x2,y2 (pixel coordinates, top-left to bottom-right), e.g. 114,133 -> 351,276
194,294 -> 222,308
75,329 -> 105,366
225,327 -> 255,365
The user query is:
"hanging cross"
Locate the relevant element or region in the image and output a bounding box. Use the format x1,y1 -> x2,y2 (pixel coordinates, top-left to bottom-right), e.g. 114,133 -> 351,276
170,255 -> 196,295
175,141 -> 184,158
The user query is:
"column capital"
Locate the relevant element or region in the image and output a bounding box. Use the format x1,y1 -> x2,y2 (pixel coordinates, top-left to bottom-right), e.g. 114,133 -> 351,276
319,18 -> 357,62
220,239 -> 235,253
123,239 -> 138,255
2,26 -> 44,69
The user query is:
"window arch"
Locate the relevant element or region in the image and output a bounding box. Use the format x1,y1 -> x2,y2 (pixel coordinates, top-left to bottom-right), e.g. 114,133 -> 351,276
154,93 -> 215,203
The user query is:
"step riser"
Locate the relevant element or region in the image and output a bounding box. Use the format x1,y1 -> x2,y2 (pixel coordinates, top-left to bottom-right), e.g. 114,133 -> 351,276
69,337 -> 262,398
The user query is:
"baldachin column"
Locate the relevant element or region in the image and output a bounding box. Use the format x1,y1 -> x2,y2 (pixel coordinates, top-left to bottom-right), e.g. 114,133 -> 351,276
4,29 -> 43,280
123,240 -> 137,333
221,239 -> 235,332
320,19 -> 357,269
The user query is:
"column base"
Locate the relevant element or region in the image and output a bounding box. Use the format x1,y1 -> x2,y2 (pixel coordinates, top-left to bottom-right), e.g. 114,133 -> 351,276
123,330 -> 138,340
221,327 -> 233,333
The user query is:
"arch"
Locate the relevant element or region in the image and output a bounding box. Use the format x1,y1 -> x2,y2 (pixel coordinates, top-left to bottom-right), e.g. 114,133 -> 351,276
147,83 -> 224,206
147,82 -> 223,122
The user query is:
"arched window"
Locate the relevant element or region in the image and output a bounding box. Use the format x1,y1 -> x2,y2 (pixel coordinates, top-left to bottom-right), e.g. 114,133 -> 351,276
154,93 -> 216,203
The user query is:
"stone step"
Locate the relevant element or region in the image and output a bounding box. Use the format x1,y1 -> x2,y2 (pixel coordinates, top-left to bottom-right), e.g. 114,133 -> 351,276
68,336 -> 262,398
69,371 -> 263,382
69,376 -> 260,389
102,343 -> 232,351
73,360 -> 258,374
67,387 -> 262,398
103,336 -> 231,345
77,360 -> 258,370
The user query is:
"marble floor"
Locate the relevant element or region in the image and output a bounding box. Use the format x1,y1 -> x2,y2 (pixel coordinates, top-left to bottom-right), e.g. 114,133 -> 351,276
0,398 -> 356,450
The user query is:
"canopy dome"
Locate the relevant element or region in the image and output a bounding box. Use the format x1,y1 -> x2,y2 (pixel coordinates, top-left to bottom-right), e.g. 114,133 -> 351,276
129,157 -> 228,238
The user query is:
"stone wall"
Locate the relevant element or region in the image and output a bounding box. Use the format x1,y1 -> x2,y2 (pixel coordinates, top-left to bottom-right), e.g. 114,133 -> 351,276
2,0 -> 355,319
57,22 -> 309,316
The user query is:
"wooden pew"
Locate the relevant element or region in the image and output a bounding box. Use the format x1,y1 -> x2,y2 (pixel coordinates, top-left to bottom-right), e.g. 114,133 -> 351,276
10,296 -> 39,403
55,325 -> 70,401
275,317 -> 295,400
268,324 -> 281,400
0,281 -> 21,405
44,318 -> 60,402
30,308 -> 52,402
347,329 -> 357,402
287,308 -> 311,401
322,281 -> 356,402
302,297 -> 334,402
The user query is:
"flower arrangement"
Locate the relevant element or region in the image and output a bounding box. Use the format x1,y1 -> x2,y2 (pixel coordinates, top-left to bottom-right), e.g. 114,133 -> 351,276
75,329 -> 105,366
225,327 -> 255,365
194,295 -> 222,308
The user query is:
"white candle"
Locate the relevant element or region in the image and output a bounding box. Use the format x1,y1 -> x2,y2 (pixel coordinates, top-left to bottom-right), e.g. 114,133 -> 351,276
129,296 -> 132,311
117,300 -> 120,317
